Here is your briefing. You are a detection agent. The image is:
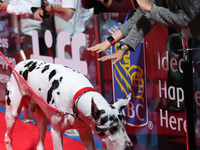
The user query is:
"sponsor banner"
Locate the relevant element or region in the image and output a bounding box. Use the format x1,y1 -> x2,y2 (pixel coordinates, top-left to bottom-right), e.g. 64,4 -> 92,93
112,41 -> 147,126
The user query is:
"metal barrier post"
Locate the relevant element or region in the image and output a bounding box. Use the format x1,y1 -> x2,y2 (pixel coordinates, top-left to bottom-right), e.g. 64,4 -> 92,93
94,14 -> 105,97
182,37 -> 196,150
94,4 -> 106,148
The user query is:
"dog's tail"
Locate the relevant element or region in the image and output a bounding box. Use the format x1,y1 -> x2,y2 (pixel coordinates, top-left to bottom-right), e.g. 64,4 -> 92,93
20,49 -> 26,61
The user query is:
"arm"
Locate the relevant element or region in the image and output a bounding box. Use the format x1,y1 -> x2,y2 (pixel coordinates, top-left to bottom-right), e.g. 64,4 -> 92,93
88,9 -> 146,52
87,29 -> 128,65
123,0 -> 198,50
5,0 -> 34,15
137,0 -> 196,28
45,0 -> 76,21
147,4 -> 192,28
119,9 -> 145,36
115,8 -> 156,51
87,29 -> 124,53
46,4 -> 75,21
123,13 -> 156,50
101,11 -> 155,64
88,8 -> 155,64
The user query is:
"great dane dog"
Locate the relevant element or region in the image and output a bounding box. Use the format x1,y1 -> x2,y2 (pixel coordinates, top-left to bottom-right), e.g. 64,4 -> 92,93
4,59 -> 134,150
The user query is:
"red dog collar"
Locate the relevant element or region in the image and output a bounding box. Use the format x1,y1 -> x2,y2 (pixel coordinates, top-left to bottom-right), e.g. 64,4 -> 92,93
73,87 -> 97,116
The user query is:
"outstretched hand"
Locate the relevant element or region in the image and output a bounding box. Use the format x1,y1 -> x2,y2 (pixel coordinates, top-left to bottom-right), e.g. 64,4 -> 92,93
33,8 -> 44,21
98,49 -> 125,65
87,41 -> 111,53
136,0 -> 152,12
87,35 -> 126,64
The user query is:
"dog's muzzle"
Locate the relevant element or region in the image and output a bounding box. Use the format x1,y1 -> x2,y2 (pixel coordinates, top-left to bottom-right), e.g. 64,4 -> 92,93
125,146 -> 134,150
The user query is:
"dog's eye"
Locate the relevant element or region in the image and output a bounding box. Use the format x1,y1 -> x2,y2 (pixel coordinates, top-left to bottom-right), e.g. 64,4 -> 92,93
110,126 -> 118,134
95,126 -> 102,132
95,126 -> 107,137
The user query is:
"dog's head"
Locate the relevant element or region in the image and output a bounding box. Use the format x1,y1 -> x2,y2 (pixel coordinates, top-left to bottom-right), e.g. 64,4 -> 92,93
91,93 -> 134,150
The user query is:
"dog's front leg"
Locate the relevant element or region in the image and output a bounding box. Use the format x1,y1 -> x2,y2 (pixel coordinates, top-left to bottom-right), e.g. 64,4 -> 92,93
79,125 -> 95,150
51,127 -> 63,150
4,114 -> 15,150
34,104 -> 47,150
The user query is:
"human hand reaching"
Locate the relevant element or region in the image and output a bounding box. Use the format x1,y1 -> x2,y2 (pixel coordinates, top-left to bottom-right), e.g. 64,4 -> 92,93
87,40 -> 111,53
98,49 -> 125,65
87,41 -> 125,64
33,8 -> 44,21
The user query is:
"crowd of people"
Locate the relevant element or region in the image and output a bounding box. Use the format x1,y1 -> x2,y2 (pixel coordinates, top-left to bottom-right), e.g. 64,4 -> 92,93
0,0 -> 137,57
0,0 -> 94,57
0,0 -> 199,70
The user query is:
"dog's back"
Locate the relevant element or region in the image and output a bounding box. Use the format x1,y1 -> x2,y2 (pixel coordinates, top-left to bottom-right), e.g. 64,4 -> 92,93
13,59 -> 94,112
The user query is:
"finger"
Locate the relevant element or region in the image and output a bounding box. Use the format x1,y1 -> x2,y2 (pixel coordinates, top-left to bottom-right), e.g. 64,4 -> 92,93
98,56 -> 109,62
96,49 -> 104,53
37,13 -> 42,21
88,44 -> 101,51
40,12 -> 44,16
33,15 -> 37,20
36,16 -> 41,21
98,56 -> 106,61
89,47 -> 100,52
88,48 -> 97,52
113,59 -> 119,65
87,46 -> 96,51
35,15 -> 39,20
100,55 -> 114,62
90,45 -> 100,51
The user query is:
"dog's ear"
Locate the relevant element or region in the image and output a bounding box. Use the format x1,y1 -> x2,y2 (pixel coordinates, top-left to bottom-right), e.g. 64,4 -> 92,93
91,98 -> 105,122
112,93 -> 132,111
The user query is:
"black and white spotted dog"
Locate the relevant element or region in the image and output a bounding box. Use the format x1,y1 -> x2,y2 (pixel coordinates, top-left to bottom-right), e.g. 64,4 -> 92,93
4,59 -> 134,150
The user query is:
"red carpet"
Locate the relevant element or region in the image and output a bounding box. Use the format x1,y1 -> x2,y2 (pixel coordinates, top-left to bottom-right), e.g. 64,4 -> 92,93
0,112 -> 87,150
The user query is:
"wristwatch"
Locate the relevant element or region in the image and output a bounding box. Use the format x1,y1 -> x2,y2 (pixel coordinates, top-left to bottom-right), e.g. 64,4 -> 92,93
119,44 -> 128,52
107,35 -> 115,46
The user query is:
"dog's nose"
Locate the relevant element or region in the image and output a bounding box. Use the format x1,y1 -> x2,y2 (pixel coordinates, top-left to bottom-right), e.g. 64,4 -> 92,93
125,146 -> 134,150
